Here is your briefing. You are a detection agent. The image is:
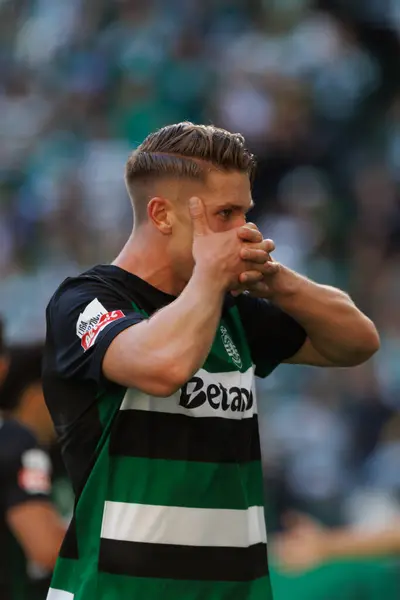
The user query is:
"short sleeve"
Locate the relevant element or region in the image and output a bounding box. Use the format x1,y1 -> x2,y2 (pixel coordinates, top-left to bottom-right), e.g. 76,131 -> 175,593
236,294 -> 307,377
1,427 -> 52,512
44,277 -> 145,388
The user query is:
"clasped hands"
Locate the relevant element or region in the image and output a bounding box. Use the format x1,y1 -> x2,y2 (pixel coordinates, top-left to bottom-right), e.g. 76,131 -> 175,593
233,223 -> 279,298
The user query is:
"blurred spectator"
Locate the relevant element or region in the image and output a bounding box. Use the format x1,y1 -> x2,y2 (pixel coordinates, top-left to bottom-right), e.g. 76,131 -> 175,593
0,343 -> 66,600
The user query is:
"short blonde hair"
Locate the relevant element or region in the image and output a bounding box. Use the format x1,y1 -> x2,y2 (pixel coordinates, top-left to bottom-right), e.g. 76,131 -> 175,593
125,122 -> 255,221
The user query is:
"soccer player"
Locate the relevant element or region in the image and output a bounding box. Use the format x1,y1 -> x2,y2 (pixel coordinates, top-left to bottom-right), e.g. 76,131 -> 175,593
42,122 -> 379,600
0,342 -> 66,600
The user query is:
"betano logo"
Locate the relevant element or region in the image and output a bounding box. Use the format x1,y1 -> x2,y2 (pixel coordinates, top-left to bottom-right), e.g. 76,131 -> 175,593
220,325 -> 242,369
180,376 -> 253,413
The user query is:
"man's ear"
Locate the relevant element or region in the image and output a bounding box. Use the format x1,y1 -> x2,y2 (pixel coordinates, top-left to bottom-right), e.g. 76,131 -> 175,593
147,197 -> 173,234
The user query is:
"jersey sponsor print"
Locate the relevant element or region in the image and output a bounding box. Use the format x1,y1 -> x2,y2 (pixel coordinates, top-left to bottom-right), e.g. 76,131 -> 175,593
180,374 -> 254,413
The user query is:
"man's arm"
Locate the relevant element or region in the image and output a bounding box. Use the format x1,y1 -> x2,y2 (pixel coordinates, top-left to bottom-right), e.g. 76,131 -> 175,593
3,435 -> 66,571
7,501 -> 66,570
103,269 -> 226,396
274,513 -> 400,572
236,227 -> 380,367
272,269 -> 380,367
317,526 -> 400,559
239,258 -> 379,367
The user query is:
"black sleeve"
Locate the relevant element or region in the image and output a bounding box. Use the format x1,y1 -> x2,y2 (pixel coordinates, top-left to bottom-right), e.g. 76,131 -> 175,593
236,294 -> 307,378
44,277 -> 145,388
1,425 -> 52,512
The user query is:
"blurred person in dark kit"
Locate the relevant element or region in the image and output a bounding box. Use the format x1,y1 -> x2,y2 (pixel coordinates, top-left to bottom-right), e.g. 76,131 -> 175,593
0,334 -> 66,600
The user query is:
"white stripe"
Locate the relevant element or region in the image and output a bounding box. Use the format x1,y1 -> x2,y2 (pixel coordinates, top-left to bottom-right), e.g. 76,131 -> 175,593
47,590 -> 74,600
101,501 -> 266,548
120,366 -> 257,419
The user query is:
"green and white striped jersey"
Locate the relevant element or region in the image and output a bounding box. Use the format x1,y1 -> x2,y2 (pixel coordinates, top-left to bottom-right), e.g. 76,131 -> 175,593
43,265 -> 306,600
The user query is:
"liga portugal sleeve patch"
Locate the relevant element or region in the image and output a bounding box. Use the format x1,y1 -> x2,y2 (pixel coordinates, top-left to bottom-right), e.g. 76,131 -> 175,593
18,449 -> 52,495
76,298 -> 125,351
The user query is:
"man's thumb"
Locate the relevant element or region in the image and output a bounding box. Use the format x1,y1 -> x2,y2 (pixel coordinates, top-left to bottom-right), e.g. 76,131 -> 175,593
189,197 -> 208,236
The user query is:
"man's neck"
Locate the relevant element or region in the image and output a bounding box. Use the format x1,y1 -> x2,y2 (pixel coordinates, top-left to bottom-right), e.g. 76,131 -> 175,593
113,230 -> 187,296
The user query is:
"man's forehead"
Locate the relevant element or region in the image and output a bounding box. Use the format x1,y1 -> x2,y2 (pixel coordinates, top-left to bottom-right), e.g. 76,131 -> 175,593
204,169 -> 252,202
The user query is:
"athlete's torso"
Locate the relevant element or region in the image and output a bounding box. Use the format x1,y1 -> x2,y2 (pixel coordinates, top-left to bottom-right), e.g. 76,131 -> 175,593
43,264 -> 306,599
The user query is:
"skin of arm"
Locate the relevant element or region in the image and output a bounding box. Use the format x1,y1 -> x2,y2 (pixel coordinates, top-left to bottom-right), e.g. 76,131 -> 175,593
7,501 -> 66,571
103,268 -> 226,396
274,513 -> 400,572
236,227 -> 380,367
319,526 -> 400,560
243,262 -> 380,367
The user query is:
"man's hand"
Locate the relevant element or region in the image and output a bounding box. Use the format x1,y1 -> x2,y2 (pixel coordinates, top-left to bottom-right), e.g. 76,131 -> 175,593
273,513 -> 329,573
233,223 -> 281,297
190,198 -> 272,291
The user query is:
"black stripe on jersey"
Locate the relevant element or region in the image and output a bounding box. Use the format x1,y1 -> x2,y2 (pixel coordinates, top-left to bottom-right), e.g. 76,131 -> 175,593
99,540 -> 268,581
58,515 -> 78,560
109,411 -> 261,463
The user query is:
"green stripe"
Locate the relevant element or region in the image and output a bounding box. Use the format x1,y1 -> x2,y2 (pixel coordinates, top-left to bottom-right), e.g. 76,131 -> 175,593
97,572 -> 273,600
203,310 -> 253,373
97,388 -> 125,431
107,457 -> 264,509
50,557 -> 77,595
50,570 -> 272,600
75,435 -> 116,595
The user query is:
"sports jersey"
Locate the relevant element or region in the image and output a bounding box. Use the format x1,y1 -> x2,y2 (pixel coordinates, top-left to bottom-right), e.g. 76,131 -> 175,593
0,418 -> 53,600
43,264 -> 306,600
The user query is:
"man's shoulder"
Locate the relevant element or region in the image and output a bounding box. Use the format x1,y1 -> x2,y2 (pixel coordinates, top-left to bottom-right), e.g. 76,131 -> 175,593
45,265 -> 138,329
47,265 -> 115,308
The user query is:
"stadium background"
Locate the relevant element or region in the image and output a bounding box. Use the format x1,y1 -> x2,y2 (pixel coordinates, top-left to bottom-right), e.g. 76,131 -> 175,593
1,0 -> 400,598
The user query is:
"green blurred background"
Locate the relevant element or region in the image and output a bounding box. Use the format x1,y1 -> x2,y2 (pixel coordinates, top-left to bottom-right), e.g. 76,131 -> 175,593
1,0 -> 400,598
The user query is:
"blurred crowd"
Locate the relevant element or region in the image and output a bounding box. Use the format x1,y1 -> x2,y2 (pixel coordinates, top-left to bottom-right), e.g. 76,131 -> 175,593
1,0 -> 400,552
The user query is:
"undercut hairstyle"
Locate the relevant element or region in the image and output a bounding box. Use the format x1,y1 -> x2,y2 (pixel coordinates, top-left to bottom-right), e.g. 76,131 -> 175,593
125,122 -> 256,222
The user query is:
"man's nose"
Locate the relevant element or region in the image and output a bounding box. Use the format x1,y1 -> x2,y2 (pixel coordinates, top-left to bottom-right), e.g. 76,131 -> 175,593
236,215 -> 247,227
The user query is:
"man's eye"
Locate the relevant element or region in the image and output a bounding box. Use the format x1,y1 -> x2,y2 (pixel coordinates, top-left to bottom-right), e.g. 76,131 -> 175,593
219,209 -> 233,219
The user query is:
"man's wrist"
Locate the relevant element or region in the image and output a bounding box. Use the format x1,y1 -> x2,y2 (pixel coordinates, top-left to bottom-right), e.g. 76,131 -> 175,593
192,266 -> 226,298
268,266 -> 307,305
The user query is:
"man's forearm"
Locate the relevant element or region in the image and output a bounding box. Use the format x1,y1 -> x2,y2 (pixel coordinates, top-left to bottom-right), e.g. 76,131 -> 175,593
270,267 -> 380,365
106,267 -> 226,394
322,526 -> 400,560
155,267 -> 225,380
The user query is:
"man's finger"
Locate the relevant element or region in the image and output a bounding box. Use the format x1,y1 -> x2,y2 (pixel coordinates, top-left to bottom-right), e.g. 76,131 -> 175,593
189,197 -> 209,236
243,261 -> 279,276
244,222 -> 258,230
239,270 -> 264,285
237,226 -> 263,243
263,261 -> 280,275
240,248 -> 269,264
260,238 -> 275,253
